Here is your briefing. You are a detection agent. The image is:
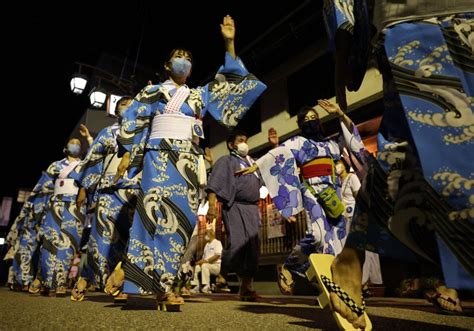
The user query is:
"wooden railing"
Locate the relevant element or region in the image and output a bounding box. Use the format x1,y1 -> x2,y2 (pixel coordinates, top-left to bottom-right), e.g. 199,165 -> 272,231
258,195 -> 307,264
196,197 -> 307,265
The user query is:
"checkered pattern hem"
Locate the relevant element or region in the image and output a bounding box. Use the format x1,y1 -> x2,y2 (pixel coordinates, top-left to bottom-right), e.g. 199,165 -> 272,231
321,275 -> 366,316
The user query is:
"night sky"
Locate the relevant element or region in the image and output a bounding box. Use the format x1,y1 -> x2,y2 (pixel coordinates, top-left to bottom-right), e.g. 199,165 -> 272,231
4,1 -> 306,198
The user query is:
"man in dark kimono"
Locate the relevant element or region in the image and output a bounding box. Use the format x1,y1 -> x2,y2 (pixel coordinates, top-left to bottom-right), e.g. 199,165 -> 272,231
206,130 -> 262,301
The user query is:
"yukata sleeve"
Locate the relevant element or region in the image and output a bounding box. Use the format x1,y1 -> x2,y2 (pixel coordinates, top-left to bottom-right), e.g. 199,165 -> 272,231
255,138 -> 305,218
6,205 -> 30,247
117,85 -> 158,178
323,0 -> 372,107
46,160 -> 62,180
5,177 -> 44,246
339,120 -> 366,158
339,120 -> 367,164
69,128 -> 108,191
29,171 -> 53,220
31,172 -> 49,194
337,120 -> 370,180
199,52 -> 267,128
206,156 -> 237,207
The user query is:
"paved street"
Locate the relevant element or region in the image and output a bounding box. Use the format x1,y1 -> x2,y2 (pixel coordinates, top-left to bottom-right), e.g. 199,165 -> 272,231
0,287 -> 473,330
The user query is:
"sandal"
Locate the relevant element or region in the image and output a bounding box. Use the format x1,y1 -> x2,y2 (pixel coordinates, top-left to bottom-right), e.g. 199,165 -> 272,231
425,290 -> 464,316
70,278 -> 88,302
28,279 -> 42,295
156,292 -> 184,312
276,264 -> 294,295
362,282 -> 371,299
179,286 -> 192,298
239,290 -> 260,302
87,284 -> 97,292
114,292 -> 128,304
307,254 -> 372,331
214,283 -> 231,293
105,262 -> 124,297
55,286 -> 67,297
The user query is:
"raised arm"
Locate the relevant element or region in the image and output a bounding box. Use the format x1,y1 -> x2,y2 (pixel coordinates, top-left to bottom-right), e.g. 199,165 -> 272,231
317,99 -> 354,133
268,127 -> 279,148
79,124 -> 94,146
221,15 -> 236,59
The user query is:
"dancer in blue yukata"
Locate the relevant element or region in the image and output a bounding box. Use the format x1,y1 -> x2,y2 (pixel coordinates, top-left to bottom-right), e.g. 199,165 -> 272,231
5,172 -> 53,291
114,15 -> 266,311
69,96 -> 140,302
37,138 -> 85,296
300,1 -> 474,329
13,172 -> 54,291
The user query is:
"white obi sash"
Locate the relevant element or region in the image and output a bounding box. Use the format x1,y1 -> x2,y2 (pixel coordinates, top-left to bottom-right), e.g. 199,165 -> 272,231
149,113 -> 204,140
150,113 -> 207,186
54,160 -> 80,195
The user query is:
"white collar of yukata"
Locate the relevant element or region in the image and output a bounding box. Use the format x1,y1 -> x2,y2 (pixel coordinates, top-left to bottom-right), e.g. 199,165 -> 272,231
162,79 -> 188,93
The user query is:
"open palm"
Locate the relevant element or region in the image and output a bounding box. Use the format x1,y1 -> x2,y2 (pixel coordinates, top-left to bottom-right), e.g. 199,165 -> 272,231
268,128 -> 279,147
318,99 -> 341,115
221,15 -> 235,40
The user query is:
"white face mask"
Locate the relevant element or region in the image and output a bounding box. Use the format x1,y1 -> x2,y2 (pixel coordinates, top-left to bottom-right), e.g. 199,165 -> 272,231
236,142 -> 249,157
170,57 -> 192,78
335,163 -> 344,175
204,235 -> 210,241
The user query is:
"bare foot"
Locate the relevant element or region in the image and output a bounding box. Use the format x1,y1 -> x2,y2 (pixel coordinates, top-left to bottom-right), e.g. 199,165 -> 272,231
277,264 -> 294,295
435,286 -> 463,313
28,279 -> 42,294
330,248 -> 366,329
105,264 -> 124,295
180,286 -> 191,297
71,278 -> 88,301
157,292 -> 184,304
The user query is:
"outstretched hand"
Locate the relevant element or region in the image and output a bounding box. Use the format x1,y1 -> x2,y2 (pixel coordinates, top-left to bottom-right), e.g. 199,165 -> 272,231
317,99 -> 343,116
221,15 -> 235,41
318,98 -> 354,130
79,124 -> 92,139
235,163 -> 258,176
79,124 -> 90,137
80,124 -> 93,146
268,127 -> 279,147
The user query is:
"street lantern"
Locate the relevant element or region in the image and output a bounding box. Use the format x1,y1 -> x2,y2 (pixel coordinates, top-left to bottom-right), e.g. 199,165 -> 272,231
89,87 -> 107,108
70,74 -> 88,95
71,61 -> 136,108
